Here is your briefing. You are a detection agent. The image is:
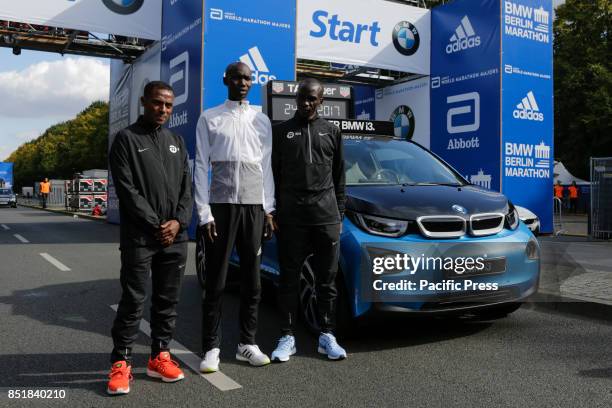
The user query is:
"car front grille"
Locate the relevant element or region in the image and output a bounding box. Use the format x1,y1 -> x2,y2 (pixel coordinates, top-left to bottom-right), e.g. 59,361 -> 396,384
417,213 -> 505,238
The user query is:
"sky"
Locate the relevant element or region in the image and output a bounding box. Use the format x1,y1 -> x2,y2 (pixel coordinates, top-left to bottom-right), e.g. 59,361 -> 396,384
0,49 -> 110,161
0,0 -> 566,162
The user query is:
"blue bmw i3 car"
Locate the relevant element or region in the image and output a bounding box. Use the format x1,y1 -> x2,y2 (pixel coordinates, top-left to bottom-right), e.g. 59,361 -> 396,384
229,119 -> 540,333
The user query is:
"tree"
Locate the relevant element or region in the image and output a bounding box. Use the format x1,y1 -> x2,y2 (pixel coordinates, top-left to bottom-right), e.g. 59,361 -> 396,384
554,0 -> 611,180
6,101 -> 109,190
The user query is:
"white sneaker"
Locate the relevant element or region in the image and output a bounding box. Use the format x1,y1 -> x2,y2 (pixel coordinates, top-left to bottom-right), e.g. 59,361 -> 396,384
200,348 -> 220,373
235,344 -> 271,367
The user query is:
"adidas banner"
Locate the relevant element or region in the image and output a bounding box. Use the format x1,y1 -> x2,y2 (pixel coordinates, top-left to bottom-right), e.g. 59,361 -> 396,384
430,0 -> 501,192
297,0 -> 430,74
0,0 -> 161,40
501,0 -> 554,233
203,0 -> 296,109
375,77 -> 430,147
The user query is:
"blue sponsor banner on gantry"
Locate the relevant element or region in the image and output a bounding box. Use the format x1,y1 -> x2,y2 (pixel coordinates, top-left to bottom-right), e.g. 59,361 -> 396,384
161,0 -> 204,237
203,0 -> 296,110
430,0 -> 501,191
0,162 -> 14,189
353,85 -> 376,120
501,0 -> 553,233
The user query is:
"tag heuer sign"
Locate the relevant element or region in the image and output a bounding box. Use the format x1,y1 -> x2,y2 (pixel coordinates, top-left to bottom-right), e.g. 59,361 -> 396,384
272,82 -> 285,94
339,87 -> 351,98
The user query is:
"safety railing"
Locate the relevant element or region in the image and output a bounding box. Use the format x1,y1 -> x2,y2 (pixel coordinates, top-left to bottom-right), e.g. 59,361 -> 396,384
553,197 -> 565,236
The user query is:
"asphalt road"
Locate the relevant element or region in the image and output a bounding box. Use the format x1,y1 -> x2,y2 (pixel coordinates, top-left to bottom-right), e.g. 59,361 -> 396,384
0,207 -> 610,408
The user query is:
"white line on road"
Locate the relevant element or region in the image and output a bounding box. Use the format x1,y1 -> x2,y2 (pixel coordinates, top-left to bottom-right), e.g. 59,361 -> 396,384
14,234 -> 29,243
1,224 -> 9,230
110,305 -> 242,391
40,253 -> 71,271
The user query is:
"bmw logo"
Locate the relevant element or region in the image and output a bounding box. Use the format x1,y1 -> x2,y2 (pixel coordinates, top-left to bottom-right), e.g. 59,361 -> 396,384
392,21 -> 420,56
103,0 -> 144,15
452,204 -> 468,215
389,106 -> 415,140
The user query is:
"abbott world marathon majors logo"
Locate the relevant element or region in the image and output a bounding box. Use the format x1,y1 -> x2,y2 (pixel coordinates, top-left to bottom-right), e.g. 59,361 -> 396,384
390,106 -> 415,140
102,0 -> 144,15
446,16 -> 480,54
240,47 -> 276,85
513,91 -> 544,121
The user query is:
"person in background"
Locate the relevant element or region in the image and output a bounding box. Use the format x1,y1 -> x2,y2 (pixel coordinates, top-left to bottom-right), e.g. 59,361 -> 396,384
195,62 -> 275,372
553,180 -> 564,212
40,178 -> 50,208
568,181 -> 579,214
107,81 -> 193,395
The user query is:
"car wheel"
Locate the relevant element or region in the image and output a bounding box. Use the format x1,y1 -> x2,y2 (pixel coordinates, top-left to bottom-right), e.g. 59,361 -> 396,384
474,302 -> 522,320
299,255 -> 352,336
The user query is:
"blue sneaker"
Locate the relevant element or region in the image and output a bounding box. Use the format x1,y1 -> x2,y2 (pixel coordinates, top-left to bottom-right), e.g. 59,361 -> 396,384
271,335 -> 296,362
318,333 -> 347,360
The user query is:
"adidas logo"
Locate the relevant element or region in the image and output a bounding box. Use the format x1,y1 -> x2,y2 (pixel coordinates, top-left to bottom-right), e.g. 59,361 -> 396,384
239,46 -> 276,85
513,91 -> 544,121
445,16 -> 481,54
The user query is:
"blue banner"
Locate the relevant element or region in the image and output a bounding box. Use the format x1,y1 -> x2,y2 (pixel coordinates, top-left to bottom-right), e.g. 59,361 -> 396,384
353,85 -> 376,120
161,0 -> 204,237
430,0 -> 501,191
202,0 -> 296,110
0,162 -> 14,189
501,0 -> 553,233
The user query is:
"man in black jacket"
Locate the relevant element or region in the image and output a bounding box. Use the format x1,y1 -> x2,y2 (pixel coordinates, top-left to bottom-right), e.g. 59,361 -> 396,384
107,81 -> 193,395
271,78 -> 347,362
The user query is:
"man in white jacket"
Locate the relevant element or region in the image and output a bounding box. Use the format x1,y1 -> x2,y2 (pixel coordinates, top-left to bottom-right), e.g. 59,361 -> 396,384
194,62 -> 275,371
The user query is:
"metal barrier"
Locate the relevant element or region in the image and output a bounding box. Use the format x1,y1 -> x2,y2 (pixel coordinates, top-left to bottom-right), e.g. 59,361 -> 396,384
590,157 -> 612,240
553,197 -> 565,236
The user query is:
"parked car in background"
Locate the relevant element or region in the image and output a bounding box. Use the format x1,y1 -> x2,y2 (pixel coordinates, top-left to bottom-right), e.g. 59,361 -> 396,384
0,188 -> 17,208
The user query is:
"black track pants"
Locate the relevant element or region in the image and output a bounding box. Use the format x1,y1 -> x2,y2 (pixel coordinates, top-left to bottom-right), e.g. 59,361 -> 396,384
277,223 -> 340,335
201,204 -> 264,351
110,241 -> 187,363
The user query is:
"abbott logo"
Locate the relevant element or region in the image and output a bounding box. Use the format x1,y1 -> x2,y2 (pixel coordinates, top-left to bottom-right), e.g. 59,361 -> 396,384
210,8 -> 223,20
446,16 -> 480,54
447,92 -> 480,134
513,91 -> 544,121
102,0 -> 144,15
169,51 -> 189,106
239,46 -> 276,85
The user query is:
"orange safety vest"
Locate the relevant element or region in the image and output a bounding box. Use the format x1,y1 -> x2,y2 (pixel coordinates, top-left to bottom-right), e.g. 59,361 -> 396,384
40,181 -> 50,194
554,185 -> 564,198
568,185 -> 578,199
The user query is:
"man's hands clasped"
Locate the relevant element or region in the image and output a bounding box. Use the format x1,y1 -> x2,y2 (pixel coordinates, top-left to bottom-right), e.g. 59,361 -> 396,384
157,220 -> 180,247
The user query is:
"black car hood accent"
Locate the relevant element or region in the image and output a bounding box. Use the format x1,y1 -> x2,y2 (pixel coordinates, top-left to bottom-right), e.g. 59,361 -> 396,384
346,185 -> 509,220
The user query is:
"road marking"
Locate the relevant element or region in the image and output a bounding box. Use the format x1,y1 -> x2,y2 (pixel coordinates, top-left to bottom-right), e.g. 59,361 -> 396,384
14,234 -> 29,243
110,305 -> 242,391
40,253 -> 71,271
1,224 -> 9,230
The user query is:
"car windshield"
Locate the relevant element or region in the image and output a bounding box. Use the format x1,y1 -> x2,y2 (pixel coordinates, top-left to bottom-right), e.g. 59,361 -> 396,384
344,137 -> 466,186
0,189 -> 11,195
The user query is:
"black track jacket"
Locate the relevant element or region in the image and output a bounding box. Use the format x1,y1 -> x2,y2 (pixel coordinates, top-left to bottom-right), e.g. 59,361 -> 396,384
110,117 -> 193,248
272,114 -> 345,225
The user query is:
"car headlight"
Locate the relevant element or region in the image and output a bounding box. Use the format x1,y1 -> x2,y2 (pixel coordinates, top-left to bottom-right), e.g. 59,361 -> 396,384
525,237 -> 539,260
348,212 -> 409,237
505,207 -> 519,230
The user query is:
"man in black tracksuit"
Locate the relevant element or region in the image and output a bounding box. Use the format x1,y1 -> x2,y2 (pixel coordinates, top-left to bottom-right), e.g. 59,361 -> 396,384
107,81 -> 193,395
271,78 -> 347,361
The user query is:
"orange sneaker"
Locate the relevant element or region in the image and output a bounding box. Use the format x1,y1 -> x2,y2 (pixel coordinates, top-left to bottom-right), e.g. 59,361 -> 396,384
107,361 -> 132,395
146,351 -> 185,382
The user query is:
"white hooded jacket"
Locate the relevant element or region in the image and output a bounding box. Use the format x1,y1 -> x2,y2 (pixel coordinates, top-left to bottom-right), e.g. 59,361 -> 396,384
194,100 -> 275,225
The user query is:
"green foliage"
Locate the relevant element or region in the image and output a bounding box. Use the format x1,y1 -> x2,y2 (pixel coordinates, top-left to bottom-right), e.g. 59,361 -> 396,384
6,101 -> 109,190
554,0 -> 611,180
